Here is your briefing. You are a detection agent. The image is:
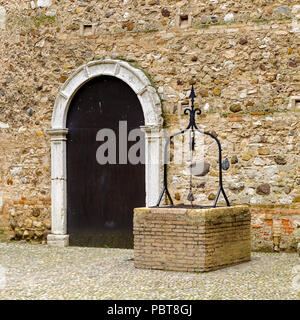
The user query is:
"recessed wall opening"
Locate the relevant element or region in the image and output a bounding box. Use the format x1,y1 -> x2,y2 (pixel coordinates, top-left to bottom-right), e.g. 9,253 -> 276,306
295,99 -> 300,112
80,24 -> 94,36
290,96 -> 300,112
176,14 -> 192,28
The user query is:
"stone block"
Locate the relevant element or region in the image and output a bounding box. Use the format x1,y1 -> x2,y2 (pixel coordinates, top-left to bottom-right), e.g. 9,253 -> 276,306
47,234 -> 69,247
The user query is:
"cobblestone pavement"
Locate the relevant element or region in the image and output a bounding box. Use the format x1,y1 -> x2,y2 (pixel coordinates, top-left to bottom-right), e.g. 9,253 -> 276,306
0,242 -> 299,300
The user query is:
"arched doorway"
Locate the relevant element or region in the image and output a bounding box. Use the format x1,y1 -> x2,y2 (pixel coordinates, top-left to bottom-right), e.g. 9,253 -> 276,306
66,76 -> 145,248
47,59 -> 163,247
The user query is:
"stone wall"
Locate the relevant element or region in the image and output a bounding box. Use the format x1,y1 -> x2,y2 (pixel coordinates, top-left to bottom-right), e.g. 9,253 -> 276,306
0,0 -> 299,250
133,206 -> 251,272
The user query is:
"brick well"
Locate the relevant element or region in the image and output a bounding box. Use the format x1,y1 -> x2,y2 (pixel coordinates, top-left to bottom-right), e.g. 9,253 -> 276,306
134,205 -> 251,272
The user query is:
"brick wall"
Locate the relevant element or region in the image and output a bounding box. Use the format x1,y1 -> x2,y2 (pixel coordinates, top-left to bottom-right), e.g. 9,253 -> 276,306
134,205 -> 251,272
250,206 -> 300,252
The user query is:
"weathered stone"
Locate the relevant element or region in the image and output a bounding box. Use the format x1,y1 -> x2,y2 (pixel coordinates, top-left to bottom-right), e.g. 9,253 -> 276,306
253,158 -> 264,166
209,130 -> 218,137
35,230 -> 44,237
289,60 -> 298,68
200,15 -> 210,24
9,219 -> 16,229
229,182 -> 245,193
224,49 -> 236,59
256,184 -> 271,195
122,22 -> 134,31
224,13 -> 234,23
258,147 -> 270,155
210,16 -> 218,23
203,103 -> 210,112
26,108 -> 34,117
148,0 -> 158,5
198,89 -> 208,97
208,193 -> 216,200
292,5 -> 300,19
33,221 -> 43,228
231,155 -> 238,164
230,105 -> 242,113
37,0 -> 52,7
259,64 -> 266,71
197,182 -> 206,189
105,12 -> 113,18
239,38 -> 248,45
60,75 -> 68,83
284,186 -> 291,194
32,208 -> 40,217
250,135 -> 260,143
161,8 -> 170,17
222,158 -> 230,170
29,231 -> 35,238
5,76 -> 12,84
23,230 -> 29,237
0,121 -> 9,129
275,6 -> 290,16
242,153 -> 251,161
10,167 -> 22,176
174,192 -> 180,200
45,8 -> 57,17
25,219 -> 32,228
213,87 -> 221,96
274,156 -> 287,165
187,191 -> 195,202
15,229 -> 23,239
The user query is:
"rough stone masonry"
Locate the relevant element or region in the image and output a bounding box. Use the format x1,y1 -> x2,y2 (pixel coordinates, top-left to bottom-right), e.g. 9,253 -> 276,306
0,0 -> 299,252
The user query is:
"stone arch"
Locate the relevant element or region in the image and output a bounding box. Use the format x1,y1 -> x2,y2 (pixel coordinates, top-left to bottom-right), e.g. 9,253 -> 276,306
47,59 -> 163,247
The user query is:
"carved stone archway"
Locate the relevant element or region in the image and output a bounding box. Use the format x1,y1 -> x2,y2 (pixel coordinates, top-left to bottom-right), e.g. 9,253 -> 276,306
47,59 -> 163,247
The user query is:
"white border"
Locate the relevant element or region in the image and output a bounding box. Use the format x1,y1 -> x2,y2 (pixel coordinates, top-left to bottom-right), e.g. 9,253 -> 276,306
47,59 -> 163,247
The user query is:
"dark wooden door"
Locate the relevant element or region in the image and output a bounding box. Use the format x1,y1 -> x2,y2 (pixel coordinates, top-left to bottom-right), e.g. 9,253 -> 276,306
66,76 -> 145,248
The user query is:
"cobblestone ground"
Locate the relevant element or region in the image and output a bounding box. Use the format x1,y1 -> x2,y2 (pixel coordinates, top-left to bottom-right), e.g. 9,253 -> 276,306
0,242 -> 299,300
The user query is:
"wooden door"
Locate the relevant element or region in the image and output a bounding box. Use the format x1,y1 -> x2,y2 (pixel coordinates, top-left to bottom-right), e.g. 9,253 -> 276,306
66,76 -> 145,248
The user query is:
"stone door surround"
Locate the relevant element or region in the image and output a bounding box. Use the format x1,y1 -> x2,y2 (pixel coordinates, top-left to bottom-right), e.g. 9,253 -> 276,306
47,59 -> 163,247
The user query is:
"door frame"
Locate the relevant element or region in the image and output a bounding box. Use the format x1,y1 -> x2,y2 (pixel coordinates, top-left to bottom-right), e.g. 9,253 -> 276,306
47,59 -> 163,247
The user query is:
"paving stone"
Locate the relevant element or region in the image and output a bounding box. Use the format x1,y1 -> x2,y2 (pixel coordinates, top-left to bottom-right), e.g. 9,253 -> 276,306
0,243 -> 299,300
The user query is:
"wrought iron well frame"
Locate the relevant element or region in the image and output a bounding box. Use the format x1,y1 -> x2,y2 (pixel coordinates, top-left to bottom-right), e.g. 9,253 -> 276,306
156,85 -> 230,208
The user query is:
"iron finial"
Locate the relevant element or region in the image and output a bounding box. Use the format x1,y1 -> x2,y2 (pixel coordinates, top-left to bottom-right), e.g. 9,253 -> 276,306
189,84 -> 196,107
